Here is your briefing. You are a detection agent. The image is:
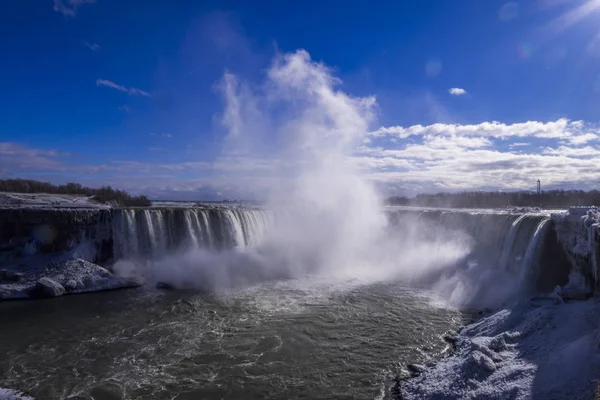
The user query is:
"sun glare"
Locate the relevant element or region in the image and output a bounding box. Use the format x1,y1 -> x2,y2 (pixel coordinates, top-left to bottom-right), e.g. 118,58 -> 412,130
549,0 -> 600,33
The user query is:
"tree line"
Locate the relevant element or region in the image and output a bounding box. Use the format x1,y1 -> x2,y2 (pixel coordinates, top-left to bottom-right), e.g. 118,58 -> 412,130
0,179 -> 152,207
385,190 -> 600,209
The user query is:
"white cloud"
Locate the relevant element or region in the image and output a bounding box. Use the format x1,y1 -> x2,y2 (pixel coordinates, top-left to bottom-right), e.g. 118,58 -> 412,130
509,142 -> 530,147
82,41 -> 100,51
96,79 -> 151,97
0,142 -> 69,175
448,87 -> 467,96
370,118 -> 595,140
566,132 -> 599,145
53,0 -> 95,17
351,117 -> 600,195
6,46 -> 600,198
118,105 -> 130,113
542,146 -> 600,157
423,135 -> 492,149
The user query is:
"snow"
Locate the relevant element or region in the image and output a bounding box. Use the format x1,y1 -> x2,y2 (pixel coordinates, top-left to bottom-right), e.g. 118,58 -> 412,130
0,388 -> 34,400
402,297 -> 600,400
0,193 -> 109,209
0,259 -> 142,299
552,206 -> 600,258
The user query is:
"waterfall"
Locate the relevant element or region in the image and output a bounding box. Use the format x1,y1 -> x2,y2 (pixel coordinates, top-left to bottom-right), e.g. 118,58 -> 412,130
520,217 -> 551,282
108,207 -> 272,259
223,210 -> 247,248
104,207 -> 566,295
1,205 -> 580,293
498,214 -> 527,271
198,209 -> 213,248
183,210 -> 201,248
387,208 -> 556,278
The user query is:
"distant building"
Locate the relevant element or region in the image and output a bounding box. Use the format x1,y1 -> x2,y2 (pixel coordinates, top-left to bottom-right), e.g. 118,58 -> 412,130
537,179 -> 541,195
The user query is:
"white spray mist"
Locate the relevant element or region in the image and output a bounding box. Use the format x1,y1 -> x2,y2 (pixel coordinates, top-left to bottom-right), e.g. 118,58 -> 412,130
126,50 -> 472,296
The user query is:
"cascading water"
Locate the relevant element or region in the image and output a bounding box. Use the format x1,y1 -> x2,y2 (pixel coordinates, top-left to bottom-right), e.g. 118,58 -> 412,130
388,209 -> 551,275
0,203 -> 570,305
383,208 -> 568,307
108,208 -> 273,260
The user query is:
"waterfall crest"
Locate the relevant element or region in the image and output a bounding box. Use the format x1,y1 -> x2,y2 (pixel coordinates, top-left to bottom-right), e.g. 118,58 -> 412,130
110,208 -> 272,259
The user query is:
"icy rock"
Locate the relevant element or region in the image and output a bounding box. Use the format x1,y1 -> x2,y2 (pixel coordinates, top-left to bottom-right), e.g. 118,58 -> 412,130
45,259 -> 142,294
469,350 -> 496,373
0,259 -> 142,300
470,340 -> 502,362
0,388 -> 35,399
404,299 -> 600,400
488,335 -> 508,352
64,279 -> 78,291
443,330 -> 459,344
407,363 -> 427,375
32,277 -> 65,297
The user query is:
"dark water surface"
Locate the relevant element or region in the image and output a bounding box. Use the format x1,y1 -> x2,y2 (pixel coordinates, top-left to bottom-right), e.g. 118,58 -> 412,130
0,279 -> 468,399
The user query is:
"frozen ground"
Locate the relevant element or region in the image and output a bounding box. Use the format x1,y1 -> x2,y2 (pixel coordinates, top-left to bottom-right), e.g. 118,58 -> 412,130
403,295 -> 600,400
0,193 -> 109,209
0,388 -> 34,400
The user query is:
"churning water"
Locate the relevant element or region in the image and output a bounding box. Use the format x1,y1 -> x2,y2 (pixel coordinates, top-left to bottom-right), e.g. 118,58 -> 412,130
0,279 -> 470,400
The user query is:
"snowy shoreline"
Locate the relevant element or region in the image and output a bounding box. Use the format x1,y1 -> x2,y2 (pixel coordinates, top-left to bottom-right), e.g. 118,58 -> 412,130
401,296 -> 600,400
0,259 -> 142,300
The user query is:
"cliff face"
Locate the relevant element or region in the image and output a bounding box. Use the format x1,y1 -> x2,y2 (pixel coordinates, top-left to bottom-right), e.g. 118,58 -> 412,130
0,208 -> 113,265
0,205 -> 597,292
0,207 -> 270,267
552,207 -> 600,291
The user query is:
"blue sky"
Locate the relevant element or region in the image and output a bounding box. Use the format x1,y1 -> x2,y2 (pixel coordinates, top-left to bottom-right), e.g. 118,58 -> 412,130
1,0 -> 600,199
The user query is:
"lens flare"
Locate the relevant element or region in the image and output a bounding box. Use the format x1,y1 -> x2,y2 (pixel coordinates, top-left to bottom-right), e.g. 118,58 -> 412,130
517,42 -> 535,59
549,0 -> 600,33
593,74 -> 600,92
499,2 -> 519,21
425,59 -> 442,77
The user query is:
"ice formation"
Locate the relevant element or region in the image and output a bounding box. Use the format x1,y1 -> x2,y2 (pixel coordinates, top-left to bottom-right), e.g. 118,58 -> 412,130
402,298 -> 600,400
402,207 -> 600,400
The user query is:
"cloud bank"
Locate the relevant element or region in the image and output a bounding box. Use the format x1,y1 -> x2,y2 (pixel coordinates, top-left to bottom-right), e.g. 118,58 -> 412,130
4,50 -> 600,199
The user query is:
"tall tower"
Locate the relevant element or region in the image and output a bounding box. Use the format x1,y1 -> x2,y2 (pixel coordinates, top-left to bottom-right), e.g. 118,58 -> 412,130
537,179 -> 541,195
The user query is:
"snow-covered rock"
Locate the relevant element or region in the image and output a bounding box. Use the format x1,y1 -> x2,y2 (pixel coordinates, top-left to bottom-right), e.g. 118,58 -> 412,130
32,277 -> 65,297
0,388 -> 35,399
0,259 -> 143,300
407,363 -> 427,375
402,298 -> 600,399
469,350 -> 496,373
